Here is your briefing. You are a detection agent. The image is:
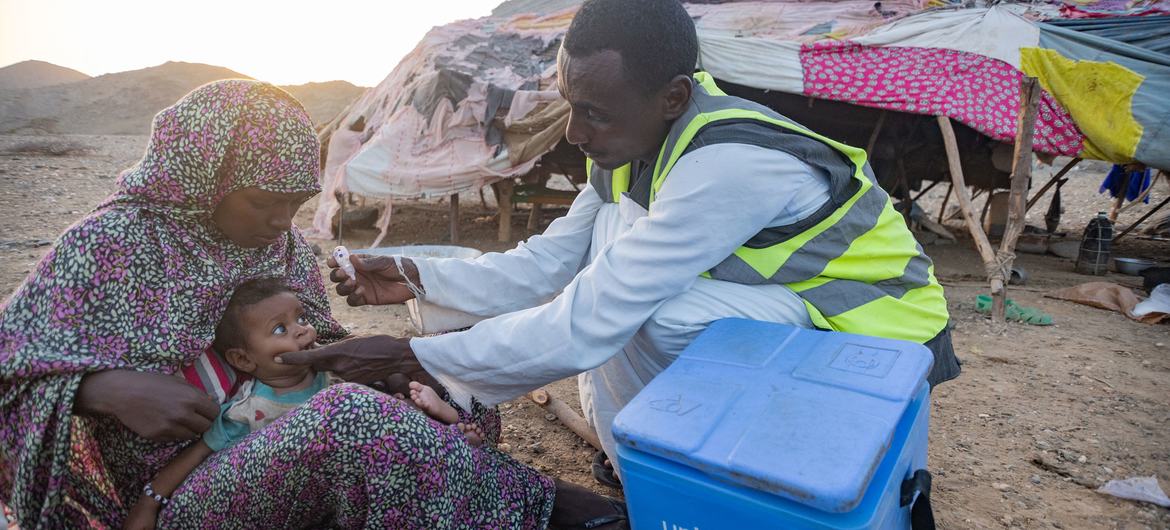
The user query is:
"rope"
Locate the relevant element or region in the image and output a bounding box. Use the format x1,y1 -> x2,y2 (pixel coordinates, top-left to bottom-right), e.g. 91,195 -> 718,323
394,256 -> 426,299
985,250 -> 1016,284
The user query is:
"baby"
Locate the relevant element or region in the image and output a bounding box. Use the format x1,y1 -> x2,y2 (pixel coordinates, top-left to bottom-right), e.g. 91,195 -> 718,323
123,277 -> 480,529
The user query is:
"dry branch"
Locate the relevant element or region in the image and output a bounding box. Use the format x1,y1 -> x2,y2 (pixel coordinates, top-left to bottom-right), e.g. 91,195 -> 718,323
527,388 -> 603,451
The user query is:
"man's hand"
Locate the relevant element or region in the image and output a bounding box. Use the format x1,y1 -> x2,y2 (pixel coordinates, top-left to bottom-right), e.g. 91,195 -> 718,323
327,254 -> 422,307
277,335 -> 440,396
75,370 -> 219,443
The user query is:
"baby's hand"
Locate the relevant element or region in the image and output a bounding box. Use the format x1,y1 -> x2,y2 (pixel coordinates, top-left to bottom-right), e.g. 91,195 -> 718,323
122,496 -> 161,530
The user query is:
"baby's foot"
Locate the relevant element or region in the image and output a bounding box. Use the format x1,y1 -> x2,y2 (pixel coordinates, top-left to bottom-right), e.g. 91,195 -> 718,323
458,422 -> 485,447
409,381 -> 460,424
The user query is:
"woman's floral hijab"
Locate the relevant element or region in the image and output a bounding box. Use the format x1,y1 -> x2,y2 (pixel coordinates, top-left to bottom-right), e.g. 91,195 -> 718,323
0,80 -> 346,526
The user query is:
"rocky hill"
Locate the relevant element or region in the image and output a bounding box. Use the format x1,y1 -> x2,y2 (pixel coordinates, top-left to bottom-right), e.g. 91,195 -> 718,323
280,80 -> 365,128
0,61 -> 366,134
0,60 -> 91,90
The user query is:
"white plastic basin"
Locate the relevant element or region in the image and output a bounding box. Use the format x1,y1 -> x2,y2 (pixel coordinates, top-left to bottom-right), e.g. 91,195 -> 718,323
356,245 -> 486,334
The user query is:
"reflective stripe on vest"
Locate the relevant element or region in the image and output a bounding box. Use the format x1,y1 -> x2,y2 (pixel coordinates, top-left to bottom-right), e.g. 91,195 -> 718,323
586,73 -> 948,344
586,159 -> 629,204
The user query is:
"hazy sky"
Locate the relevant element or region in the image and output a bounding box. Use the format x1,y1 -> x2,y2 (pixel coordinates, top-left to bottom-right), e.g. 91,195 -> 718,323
0,0 -> 497,86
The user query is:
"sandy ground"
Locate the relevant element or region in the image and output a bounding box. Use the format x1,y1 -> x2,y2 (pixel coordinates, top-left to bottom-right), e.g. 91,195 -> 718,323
1,134 -> 1167,529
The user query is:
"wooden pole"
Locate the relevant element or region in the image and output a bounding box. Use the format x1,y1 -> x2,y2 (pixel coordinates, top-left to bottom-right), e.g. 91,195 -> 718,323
1025,157 -> 1081,213
937,115 -> 1002,313
492,179 -> 515,242
527,202 -> 542,232
995,77 -> 1042,322
449,193 -> 460,243
528,388 -> 603,451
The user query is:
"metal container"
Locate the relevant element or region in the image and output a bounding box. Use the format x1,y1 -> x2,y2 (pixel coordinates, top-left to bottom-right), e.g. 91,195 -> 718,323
1113,257 -> 1155,276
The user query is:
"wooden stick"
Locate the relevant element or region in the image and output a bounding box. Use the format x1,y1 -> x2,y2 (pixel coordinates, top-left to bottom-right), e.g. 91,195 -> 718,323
937,116 -> 1003,309
1108,171 -> 1132,222
1025,157 -> 1081,213
1117,170 -> 1162,216
995,77 -> 1042,322
1114,193 -> 1170,243
449,193 -> 460,243
937,182 -> 954,224
912,180 -> 941,203
979,189 -> 996,229
944,188 -> 983,222
528,388 -> 603,451
866,110 -> 887,156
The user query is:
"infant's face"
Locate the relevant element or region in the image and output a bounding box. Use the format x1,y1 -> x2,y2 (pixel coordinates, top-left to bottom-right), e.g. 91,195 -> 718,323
236,292 -> 318,380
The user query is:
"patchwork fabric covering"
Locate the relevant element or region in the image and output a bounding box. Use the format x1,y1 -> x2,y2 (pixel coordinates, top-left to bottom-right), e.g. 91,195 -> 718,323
314,0 -> 1170,239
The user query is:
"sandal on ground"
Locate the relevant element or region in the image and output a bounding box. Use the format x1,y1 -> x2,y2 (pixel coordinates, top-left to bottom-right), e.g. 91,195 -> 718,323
592,450 -> 622,488
974,295 -> 1053,325
554,497 -> 628,530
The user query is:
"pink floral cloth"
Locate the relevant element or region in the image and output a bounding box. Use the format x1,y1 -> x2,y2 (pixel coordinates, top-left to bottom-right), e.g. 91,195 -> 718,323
800,41 -> 1085,156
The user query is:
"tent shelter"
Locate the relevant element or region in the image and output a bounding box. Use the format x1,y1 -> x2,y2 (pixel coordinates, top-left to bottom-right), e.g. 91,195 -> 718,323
314,0 -> 1169,256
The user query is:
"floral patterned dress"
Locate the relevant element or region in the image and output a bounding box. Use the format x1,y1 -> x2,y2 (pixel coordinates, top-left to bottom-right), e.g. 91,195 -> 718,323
0,80 -> 554,529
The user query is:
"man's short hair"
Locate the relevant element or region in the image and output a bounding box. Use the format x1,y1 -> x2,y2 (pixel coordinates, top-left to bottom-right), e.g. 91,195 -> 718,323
562,0 -> 698,96
212,277 -> 295,354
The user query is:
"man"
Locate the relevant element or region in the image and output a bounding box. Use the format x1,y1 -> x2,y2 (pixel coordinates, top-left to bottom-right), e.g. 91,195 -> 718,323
283,0 -> 959,484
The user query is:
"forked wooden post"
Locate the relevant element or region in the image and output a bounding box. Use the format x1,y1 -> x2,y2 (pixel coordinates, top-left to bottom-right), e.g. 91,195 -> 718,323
996,77 -> 1042,322
937,78 -> 1041,323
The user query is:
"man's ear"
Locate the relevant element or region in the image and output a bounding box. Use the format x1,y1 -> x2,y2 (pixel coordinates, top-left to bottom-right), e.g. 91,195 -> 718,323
661,74 -> 693,121
225,348 -> 256,373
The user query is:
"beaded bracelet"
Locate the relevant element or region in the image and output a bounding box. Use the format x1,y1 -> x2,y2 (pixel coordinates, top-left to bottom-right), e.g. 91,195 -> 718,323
143,482 -> 170,506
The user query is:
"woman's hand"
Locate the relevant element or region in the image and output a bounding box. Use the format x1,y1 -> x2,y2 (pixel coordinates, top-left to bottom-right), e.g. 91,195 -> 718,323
75,370 -> 219,443
277,335 -> 440,396
328,254 -> 422,307
122,495 -> 161,530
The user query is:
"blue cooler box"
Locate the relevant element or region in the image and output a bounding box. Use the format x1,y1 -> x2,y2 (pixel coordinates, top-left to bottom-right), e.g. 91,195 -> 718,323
612,319 -> 933,530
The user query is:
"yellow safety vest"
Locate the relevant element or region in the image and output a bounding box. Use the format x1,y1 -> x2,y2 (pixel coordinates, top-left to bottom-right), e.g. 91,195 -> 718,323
586,73 -> 949,345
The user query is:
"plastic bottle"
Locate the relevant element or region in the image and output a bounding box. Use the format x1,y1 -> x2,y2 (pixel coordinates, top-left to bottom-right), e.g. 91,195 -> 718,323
1075,212 -> 1112,275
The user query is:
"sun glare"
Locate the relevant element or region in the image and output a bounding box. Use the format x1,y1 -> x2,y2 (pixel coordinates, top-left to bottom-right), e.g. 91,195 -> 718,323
0,0 -> 497,86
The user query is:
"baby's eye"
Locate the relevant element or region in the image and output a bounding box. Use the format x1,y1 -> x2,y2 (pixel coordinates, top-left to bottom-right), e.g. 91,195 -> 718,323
296,315 -> 308,326
272,324 -> 287,335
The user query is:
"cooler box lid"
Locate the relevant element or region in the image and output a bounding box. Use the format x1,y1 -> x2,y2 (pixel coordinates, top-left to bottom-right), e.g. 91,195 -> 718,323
612,319 -> 933,513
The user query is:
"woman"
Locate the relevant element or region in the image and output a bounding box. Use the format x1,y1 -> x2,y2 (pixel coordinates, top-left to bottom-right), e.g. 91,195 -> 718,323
0,80 -> 620,529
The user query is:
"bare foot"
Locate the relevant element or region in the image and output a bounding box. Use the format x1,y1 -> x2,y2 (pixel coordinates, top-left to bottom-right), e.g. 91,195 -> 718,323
457,422 -> 485,446
409,381 -> 460,424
